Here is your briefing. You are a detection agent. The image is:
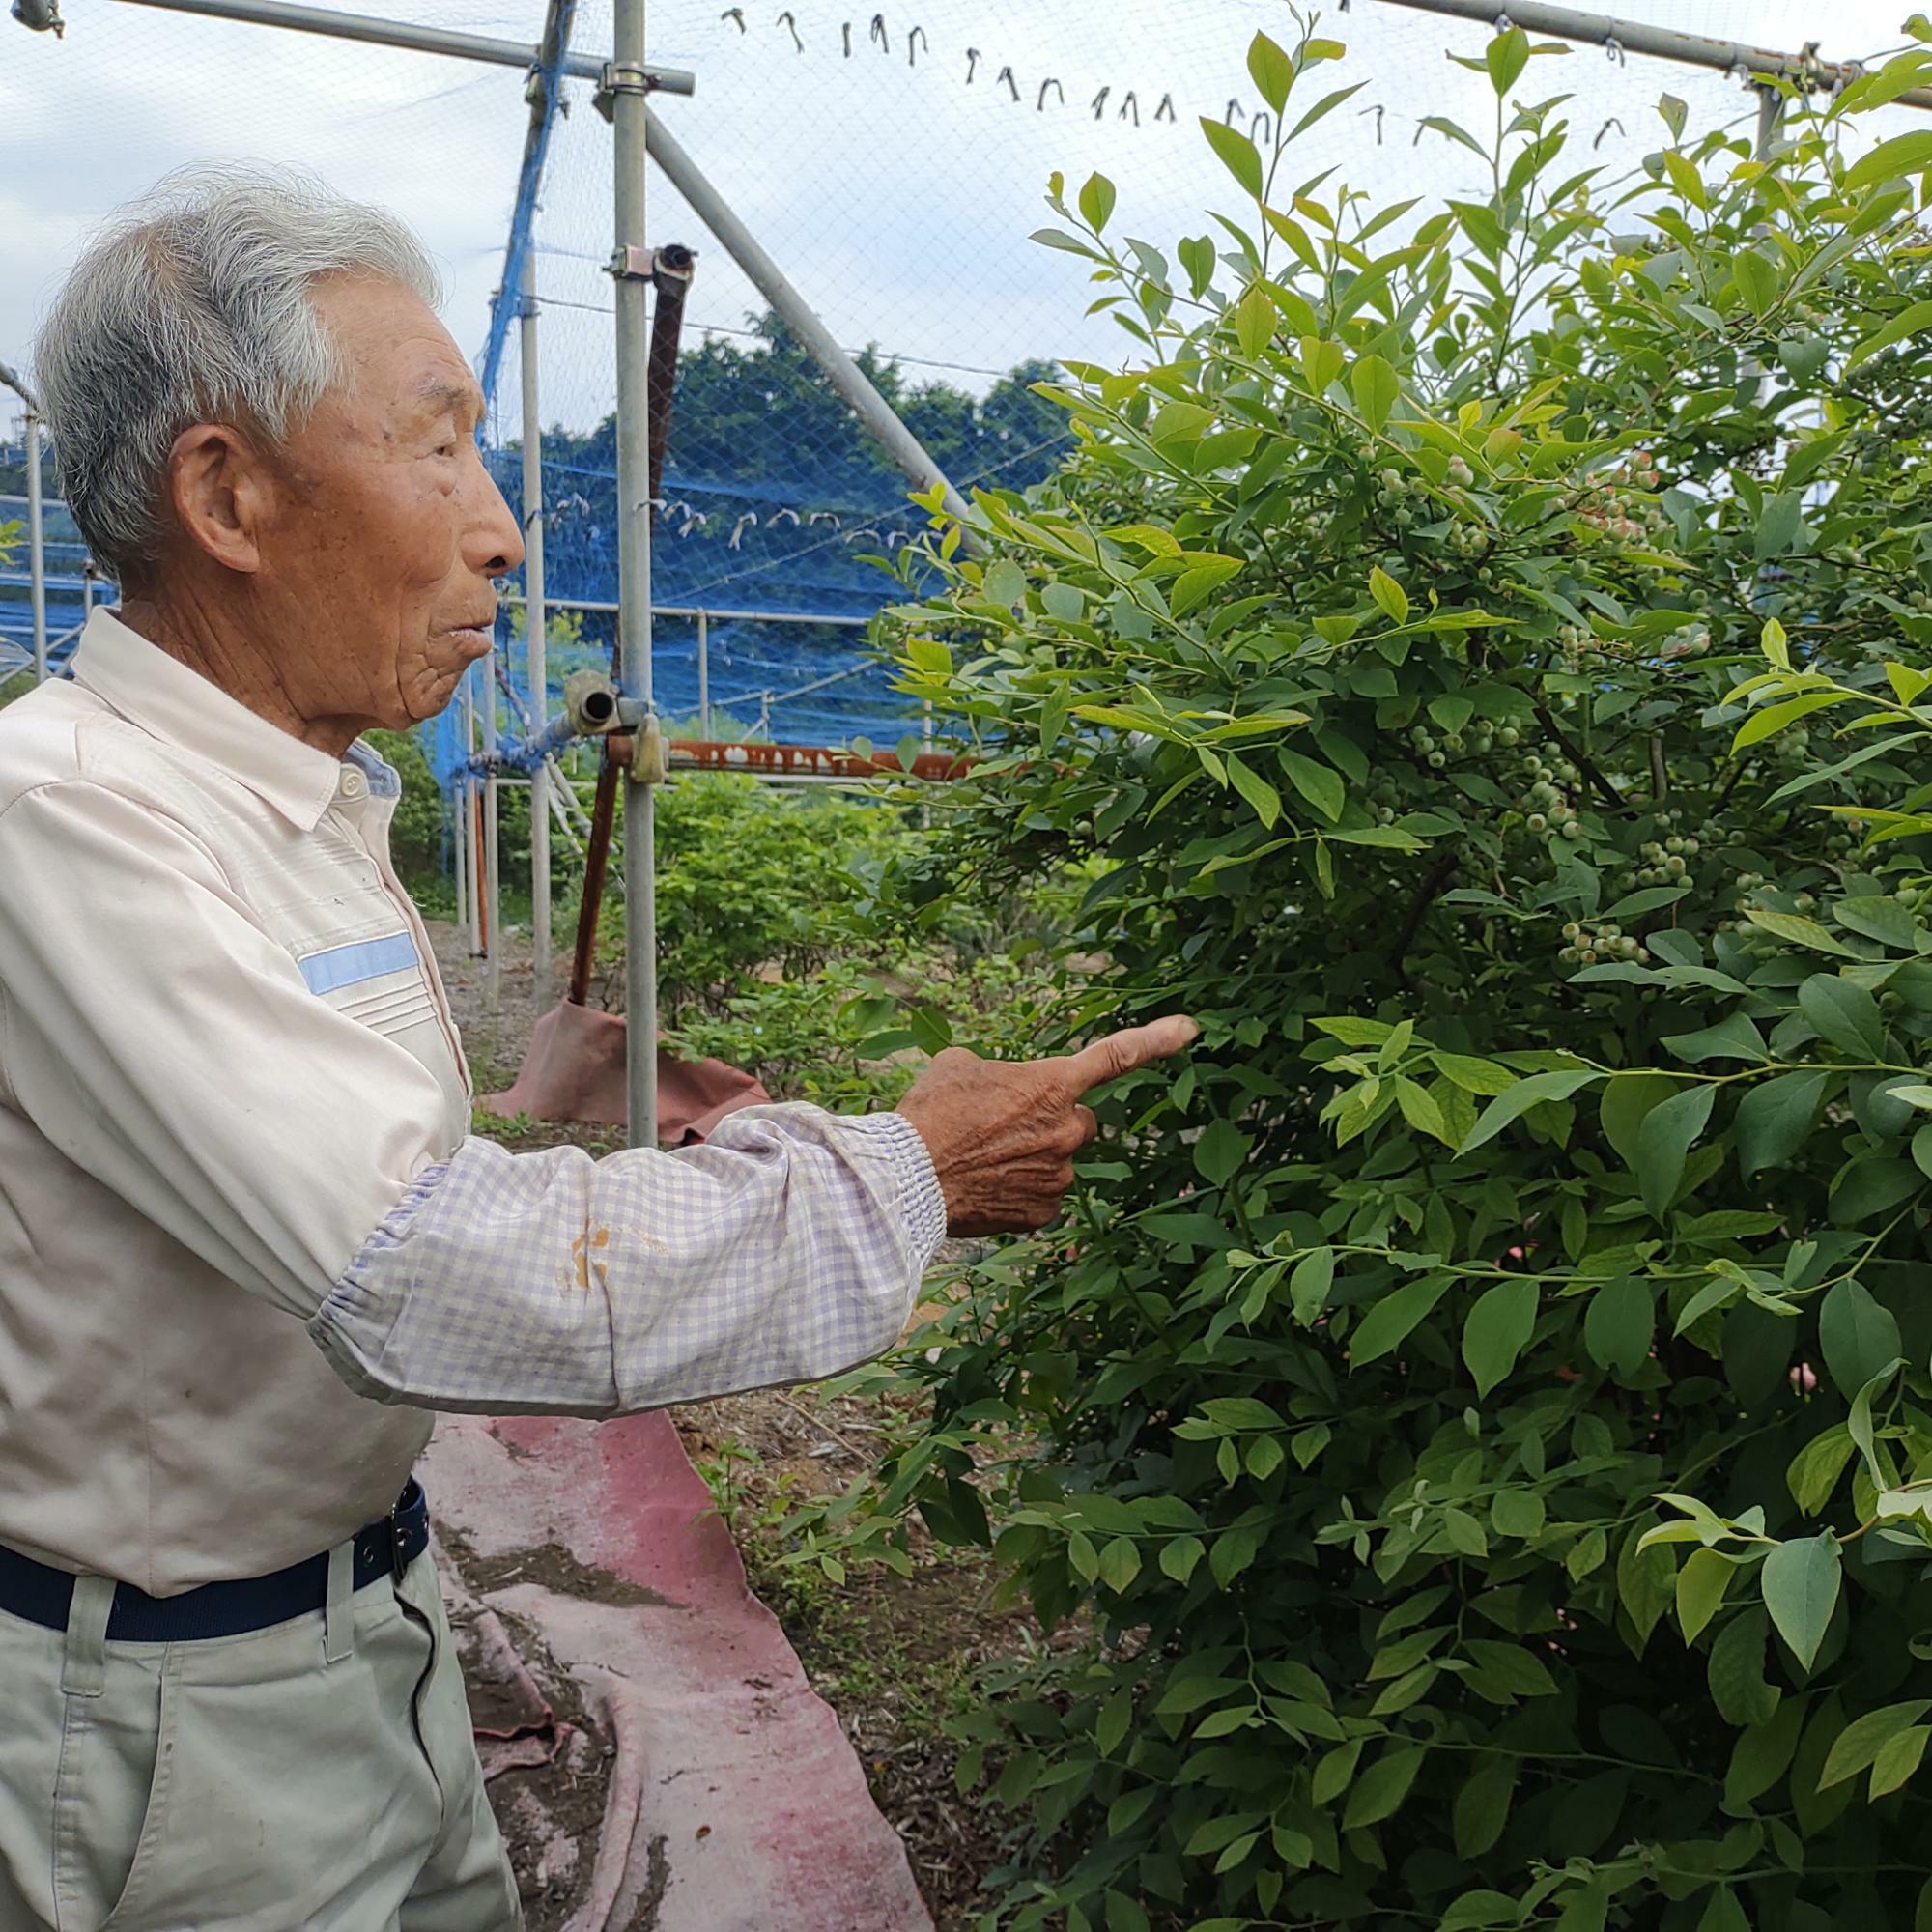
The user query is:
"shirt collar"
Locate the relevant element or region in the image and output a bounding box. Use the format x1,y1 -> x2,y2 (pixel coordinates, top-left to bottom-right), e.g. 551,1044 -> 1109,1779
70,607 -> 346,831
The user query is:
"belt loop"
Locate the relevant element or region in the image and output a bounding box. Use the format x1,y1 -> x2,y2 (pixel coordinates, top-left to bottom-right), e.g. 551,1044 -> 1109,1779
323,1541 -> 355,1665
60,1574 -> 116,1698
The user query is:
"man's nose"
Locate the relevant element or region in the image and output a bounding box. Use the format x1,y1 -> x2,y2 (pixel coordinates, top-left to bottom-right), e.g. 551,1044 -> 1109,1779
467,454 -> 526,580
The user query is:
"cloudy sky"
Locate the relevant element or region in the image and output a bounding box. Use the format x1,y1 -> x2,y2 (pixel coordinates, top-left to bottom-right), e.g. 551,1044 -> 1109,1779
3,0 -> 1923,440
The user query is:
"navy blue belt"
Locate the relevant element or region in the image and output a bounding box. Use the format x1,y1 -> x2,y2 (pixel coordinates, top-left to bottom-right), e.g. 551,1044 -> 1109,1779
0,1480 -> 429,1643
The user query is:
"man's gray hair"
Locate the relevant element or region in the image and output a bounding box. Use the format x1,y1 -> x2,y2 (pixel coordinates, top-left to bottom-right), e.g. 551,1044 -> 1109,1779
34,165 -> 443,582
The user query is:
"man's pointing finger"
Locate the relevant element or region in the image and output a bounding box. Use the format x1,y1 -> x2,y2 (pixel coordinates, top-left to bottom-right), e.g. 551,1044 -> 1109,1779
1061,1015 -> 1200,1094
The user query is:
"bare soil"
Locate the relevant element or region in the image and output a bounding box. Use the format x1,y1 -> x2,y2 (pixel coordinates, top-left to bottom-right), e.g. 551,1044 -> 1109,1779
431,921 -> 1046,1931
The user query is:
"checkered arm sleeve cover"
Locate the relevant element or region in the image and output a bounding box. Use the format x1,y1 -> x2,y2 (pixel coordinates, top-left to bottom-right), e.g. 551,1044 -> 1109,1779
308,1105 -> 949,1414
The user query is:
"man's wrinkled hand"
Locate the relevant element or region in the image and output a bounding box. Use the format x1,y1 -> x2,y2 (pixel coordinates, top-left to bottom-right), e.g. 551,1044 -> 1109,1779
895,1016 -> 1200,1236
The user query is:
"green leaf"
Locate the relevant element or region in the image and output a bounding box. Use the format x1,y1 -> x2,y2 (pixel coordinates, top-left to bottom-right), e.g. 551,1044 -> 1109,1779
1351,355 -> 1400,433
1617,1528 -> 1677,1651
1871,1725 -> 1931,1799
1232,283 -> 1277,359
1818,1279 -> 1902,1401
1844,128 -> 1932,193
1278,748 -> 1345,822
1734,248 -> 1778,318
1368,565 -> 1410,625
1745,906 -> 1855,957
1350,1273 -> 1454,1367
1661,1013 -> 1767,1065
1451,1754 -> 1517,1859
1697,1888 -> 1748,1932
1462,1276 -> 1538,1398
1601,1073 -> 1677,1167
1849,298 -> 1932,371
1709,1607 -> 1781,1727
1485,24 -> 1529,95
1342,1744 -> 1427,1829
1798,974 -> 1887,1061
1298,334 -> 1345,396
1731,690 -> 1850,752
1193,1118 -> 1252,1186
1225,754 -> 1282,829
1761,1532 -> 1842,1673
1435,1052 -> 1517,1095
1492,1488 -> 1546,1539
1819,1700 -> 1930,1789
1736,1070 -> 1831,1178
1677,1547 -> 1734,1643
1585,1278 -> 1655,1378
1634,1080 -> 1717,1220
1463,1068 -> 1602,1153
1097,1535 -> 1142,1592
1199,116 -> 1264,197
1725,1697 -> 1806,1809
1753,488 -> 1807,562
982,558 -> 1027,606
1160,1535 -> 1205,1583
1290,1246 -> 1335,1324
1245,29 -> 1294,114
1077,171 -> 1117,234
1788,1425 -> 1857,1516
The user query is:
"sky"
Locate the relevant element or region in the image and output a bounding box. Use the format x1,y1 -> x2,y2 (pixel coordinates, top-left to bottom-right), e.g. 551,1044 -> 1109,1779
2,0 -> 1925,442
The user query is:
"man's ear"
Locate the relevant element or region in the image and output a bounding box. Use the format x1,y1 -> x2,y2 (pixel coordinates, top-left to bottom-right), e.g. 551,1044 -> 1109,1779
165,422 -> 270,575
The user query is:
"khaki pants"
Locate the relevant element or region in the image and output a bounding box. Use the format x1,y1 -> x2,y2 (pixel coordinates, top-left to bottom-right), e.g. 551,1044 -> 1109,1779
0,1545 -> 523,1931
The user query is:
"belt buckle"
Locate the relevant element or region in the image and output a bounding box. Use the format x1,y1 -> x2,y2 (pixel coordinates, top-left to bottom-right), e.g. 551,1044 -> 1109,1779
387,1503 -> 411,1580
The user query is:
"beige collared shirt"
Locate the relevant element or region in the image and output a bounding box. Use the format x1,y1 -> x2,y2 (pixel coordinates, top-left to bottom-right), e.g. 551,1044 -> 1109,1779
0,609 -> 943,1595
0,610 -> 462,1592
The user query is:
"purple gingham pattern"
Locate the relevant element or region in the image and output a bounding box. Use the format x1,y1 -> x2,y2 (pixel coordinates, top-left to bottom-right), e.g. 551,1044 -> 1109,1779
308,1105 -> 948,1414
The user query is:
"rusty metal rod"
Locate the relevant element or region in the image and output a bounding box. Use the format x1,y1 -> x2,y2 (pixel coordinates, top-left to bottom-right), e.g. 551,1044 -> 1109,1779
565,241 -> 696,1012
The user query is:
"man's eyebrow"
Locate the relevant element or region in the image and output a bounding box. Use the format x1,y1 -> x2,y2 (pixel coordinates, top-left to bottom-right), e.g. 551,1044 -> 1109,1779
411,376 -> 484,428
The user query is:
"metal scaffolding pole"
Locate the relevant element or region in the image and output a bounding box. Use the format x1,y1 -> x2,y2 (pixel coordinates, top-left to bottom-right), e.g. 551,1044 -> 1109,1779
1377,0 -> 1932,109
611,0 -> 658,1147
696,610 -> 709,739
0,362 -> 47,683
483,647 -> 500,1008
111,0 -> 694,92
521,249 -> 553,1000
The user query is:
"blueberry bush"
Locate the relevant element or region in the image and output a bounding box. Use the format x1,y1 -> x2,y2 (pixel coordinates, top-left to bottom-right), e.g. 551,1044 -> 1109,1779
826,15 -> 1932,1928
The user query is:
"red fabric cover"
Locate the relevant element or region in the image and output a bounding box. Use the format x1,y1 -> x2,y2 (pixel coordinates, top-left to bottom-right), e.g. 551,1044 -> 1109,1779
480,1000 -> 770,1143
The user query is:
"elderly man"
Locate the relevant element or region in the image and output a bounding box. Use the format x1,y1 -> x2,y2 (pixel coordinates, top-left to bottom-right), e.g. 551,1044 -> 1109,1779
0,168 -> 1193,1931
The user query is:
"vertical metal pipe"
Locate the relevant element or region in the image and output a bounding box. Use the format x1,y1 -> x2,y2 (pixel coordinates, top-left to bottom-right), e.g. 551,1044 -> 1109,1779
453,777 -> 471,938
521,248 -> 552,1000
1755,85 -> 1784,159
612,0 -> 658,1146
463,675 -> 483,954
696,610 -> 709,738
25,410 -> 46,683
483,660 -> 500,1006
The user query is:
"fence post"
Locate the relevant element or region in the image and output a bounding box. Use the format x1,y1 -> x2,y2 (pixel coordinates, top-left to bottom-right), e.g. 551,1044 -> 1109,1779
611,0 -> 659,1147
697,610 -> 710,738
520,247 -> 552,1001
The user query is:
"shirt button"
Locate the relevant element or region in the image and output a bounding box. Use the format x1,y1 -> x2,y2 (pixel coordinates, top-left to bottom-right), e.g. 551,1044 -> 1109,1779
338,768 -> 367,801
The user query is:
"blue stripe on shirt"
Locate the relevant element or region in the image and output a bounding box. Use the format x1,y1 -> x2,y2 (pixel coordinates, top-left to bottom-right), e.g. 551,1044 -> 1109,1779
298,933 -> 419,995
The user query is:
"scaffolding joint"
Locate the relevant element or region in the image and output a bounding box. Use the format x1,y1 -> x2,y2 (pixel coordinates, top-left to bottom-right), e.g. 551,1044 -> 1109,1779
593,57 -> 660,120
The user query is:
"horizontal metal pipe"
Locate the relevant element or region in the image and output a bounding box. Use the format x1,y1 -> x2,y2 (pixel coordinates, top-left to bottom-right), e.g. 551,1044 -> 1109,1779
109,0 -> 696,92
1378,0 -> 1932,108
499,592 -> 870,629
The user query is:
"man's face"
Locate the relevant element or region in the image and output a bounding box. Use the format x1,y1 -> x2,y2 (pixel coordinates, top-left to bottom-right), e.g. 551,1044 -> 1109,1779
247,275 -> 524,732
